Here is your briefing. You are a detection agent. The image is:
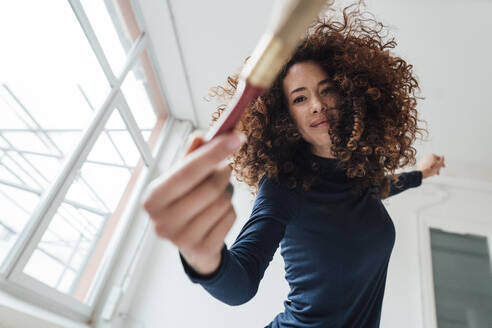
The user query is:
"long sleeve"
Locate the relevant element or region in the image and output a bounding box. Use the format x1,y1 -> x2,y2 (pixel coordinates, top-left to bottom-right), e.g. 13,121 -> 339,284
179,176 -> 295,306
386,170 -> 423,197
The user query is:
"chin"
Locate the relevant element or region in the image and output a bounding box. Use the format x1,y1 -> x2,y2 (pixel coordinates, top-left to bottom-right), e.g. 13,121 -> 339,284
313,137 -> 332,148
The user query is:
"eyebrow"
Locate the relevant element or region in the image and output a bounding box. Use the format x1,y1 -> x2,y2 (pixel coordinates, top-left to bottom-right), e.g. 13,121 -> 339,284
289,79 -> 332,95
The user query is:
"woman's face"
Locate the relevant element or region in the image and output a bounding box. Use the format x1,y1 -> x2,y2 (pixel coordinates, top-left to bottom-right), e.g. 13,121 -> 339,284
282,61 -> 339,158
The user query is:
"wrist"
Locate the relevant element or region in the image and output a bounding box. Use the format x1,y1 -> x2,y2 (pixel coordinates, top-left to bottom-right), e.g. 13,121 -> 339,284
180,248 -> 222,276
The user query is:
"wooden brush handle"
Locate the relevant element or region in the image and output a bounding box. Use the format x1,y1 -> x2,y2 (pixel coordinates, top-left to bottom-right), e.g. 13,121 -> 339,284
202,0 -> 334,143
241,0 -> 330,88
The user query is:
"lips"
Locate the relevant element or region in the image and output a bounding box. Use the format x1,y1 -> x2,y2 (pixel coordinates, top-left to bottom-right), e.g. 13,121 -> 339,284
310,118 -> 329,127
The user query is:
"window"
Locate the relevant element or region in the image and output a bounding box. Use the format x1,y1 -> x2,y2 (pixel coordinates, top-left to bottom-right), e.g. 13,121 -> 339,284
430,229 -> 492,328
419,215 -> 492,328
0,0 -> 169,322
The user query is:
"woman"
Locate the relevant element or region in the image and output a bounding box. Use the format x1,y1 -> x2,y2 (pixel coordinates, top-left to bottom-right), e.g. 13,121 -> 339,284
143,3 -> 445,327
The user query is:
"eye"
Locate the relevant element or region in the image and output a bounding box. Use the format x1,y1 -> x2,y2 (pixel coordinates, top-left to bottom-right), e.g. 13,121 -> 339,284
321,87 -> 336,96
293,96 -> 306,104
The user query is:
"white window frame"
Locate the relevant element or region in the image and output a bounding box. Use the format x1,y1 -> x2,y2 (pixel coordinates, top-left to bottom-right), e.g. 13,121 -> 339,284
91,118 -> 193,328
0,0 -> 182,324
418,179 -> 492,328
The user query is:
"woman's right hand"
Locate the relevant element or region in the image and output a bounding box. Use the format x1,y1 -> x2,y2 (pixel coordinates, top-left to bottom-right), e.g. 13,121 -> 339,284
143,132 -> 246,275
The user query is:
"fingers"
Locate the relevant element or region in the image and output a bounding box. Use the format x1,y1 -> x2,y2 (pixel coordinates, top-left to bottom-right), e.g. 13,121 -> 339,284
169,193 -> 234,252
197,206 -> 237,256
430,154 -> 445,165
144,132 -> 245,212
431,154 -> 445,175
151,160 -> 233,239
420,154 -> 446,179
437,156 -> 444,174
435,155 -> 445,167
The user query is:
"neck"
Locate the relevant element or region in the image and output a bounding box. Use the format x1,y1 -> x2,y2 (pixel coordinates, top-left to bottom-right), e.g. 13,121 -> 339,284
311,145 -> 336,159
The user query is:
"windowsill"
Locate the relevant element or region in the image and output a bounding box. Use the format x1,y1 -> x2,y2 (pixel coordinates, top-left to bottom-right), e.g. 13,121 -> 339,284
0,289 -> 90,328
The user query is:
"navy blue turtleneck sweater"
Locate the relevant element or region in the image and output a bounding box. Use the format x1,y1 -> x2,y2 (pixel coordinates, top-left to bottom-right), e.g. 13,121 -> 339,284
180,154 -> 422,327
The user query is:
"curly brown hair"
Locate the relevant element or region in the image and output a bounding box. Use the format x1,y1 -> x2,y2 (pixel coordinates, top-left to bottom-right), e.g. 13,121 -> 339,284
208,1 -> 426,199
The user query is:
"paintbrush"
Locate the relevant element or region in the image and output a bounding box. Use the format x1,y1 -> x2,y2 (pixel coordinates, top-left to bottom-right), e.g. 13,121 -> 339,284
186,0 -> 333,154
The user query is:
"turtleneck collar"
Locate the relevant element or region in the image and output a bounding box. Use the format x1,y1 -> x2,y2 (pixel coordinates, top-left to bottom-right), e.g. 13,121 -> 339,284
310,153 -> 338,164
309,153 -> 349,185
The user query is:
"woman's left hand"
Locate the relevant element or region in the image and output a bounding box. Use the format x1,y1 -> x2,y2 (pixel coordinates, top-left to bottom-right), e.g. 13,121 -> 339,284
416,154 -> 445,179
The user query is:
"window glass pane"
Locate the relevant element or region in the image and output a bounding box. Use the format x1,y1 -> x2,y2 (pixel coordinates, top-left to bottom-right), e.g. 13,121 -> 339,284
47,131 -> 84,157
24,250 -> 66,287
81,0 -> 133,75
1,132 -> 52,155
22,109 -> 144,303
106,108 -> 127,129
142,131 -> 152,141
0,2 -> 109,123
121,53 -> 158,141
5,152 -> 50,190
0,95 -> 28,129
0,137 -> 9,148
0,0 -> 110,268
431,228 -> 492,328
0,154 -> 42,189
106,131 -> 141,165
87,133 -> 126,166
0,163 -> 21,186
22,155 -> 61,186
0,184 -> 40,265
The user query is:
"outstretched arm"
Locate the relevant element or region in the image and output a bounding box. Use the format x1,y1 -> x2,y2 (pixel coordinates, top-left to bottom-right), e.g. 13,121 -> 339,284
179,176 -> 293,306
385,153 -> 445,198
386,171 -> 423,197
416,154 -> 445,179
180,214 -> 286,305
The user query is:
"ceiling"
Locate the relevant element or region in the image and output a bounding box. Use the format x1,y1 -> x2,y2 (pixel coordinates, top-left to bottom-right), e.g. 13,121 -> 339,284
137,0 -> 492,180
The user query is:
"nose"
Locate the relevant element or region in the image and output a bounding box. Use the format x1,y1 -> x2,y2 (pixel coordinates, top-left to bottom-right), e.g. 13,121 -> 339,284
311,94 -> 326,114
